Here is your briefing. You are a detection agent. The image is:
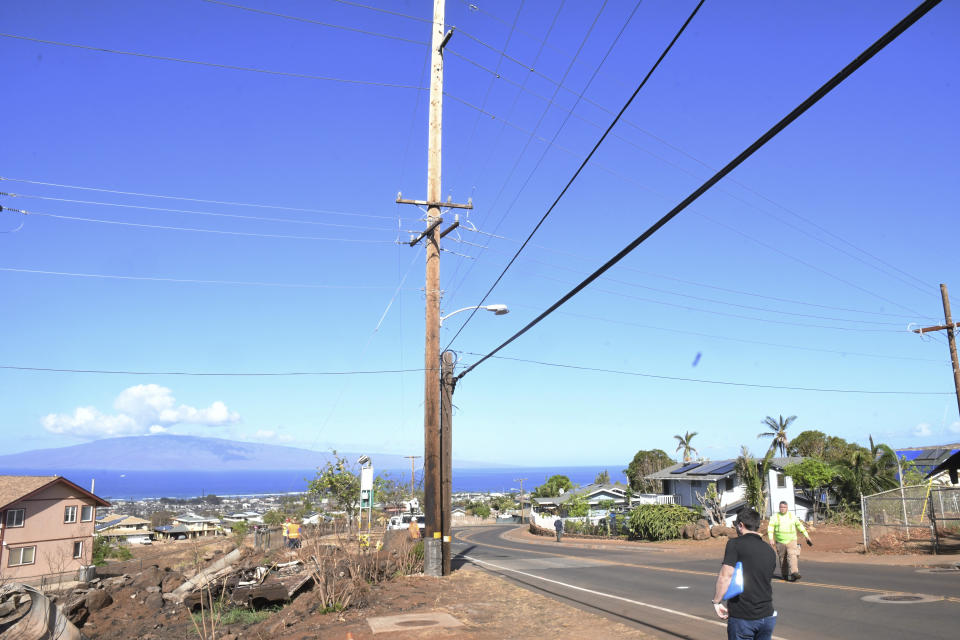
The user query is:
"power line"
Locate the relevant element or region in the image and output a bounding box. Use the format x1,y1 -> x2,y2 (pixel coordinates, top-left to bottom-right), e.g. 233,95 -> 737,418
457,0 -> 942,381
502,303 -> 941,363
444,25 -> 935,300
445,0 -> 705,351
0,364 -> 430,376
441,0 -> 621,304
0,177 -> 394,220
0,32 -> 426,90
440,89 -> 934,321
329,0 -> 431,24
0,266 -> 407,289
1,192 -> 395,231
528,272 -> 905,329
470,235 -> 922,320
200,0 -> 429,46
458,352 -> 952,396
7,207 -> 394,243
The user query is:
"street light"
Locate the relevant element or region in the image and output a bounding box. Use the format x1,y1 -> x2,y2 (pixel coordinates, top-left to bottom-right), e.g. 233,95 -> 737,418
439,304 -> 509,326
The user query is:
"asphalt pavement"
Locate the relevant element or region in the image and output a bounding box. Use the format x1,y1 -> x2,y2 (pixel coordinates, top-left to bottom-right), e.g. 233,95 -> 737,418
452,525 -> 960,640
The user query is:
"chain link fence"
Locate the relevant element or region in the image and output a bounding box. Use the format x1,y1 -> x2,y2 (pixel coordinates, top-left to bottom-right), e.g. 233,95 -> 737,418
861,484 -> 960,554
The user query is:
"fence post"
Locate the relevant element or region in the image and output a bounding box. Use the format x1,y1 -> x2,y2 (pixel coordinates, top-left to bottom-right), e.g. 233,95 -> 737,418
860,494 -> 867,551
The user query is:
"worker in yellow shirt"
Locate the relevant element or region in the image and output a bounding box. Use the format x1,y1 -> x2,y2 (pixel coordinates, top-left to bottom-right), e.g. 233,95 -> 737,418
767,501 -> 813,582
287,520 -> 301,549
281,519 -> 290,547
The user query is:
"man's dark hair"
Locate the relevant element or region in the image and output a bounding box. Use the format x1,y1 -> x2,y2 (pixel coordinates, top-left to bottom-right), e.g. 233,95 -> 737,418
779,501 -> 788,507
736,508 -> 762,532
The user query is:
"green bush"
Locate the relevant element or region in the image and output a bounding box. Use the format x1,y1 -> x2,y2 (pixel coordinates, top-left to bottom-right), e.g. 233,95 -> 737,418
627,504 -> 698,541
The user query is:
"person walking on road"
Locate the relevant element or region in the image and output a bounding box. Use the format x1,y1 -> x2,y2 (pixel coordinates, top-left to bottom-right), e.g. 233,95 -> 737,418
767,501 -> 812,582
713,508 -> 778,640
554,518 -> 563,542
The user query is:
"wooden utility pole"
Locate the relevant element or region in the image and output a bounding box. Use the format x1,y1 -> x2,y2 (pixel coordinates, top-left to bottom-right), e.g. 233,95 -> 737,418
395,0 -> 469,577
440,350 -> 455,575
514,478 -> 528,523
403,455 -> 421,500
913,284 -> 960,418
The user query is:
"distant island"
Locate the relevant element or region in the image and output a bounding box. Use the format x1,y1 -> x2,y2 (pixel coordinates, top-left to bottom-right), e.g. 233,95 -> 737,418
0,434 -> 495,472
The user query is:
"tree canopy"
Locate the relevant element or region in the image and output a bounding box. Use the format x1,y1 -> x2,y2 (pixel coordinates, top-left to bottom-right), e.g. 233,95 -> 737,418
308,451 -> 361,521
624,449 -> 674,494
594,470 -> 610,484
531,475 -> 573,498
674,431 -> 699,463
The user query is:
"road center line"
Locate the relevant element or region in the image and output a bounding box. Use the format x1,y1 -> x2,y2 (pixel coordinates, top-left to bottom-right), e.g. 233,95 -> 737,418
457,552 -> 791,640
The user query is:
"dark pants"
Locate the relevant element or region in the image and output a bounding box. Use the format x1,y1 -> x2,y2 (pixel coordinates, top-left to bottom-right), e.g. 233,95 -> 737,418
727,614 -> 776,640
555,529 -> 562,542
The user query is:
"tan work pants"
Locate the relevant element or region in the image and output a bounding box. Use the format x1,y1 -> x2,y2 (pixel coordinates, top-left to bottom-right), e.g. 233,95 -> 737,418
775,541 -> 800,578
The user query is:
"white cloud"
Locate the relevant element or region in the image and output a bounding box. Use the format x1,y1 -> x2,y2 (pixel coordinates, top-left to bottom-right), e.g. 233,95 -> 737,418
913,423 -> 933,437
949,421 -> 960,434
252,429 -> 294,443
42,385 -> 239,439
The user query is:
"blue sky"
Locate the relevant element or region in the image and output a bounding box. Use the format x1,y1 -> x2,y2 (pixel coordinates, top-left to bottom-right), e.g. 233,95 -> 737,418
1,0 -> 958,468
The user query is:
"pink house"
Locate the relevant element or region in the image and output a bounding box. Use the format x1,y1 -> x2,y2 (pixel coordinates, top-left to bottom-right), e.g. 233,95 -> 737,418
0,475 -> 110,581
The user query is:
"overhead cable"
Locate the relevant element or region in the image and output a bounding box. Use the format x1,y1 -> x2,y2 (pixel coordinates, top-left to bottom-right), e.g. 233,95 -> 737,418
0,176 -> 394,219
459,352 -> 952,395
330,0 -> 431,23
9,207 -> 394,242
445,0 -> 705,350
0,365 -> 430,376
0,33 -> 426,90
457,0 -> 942,381
1,192 -> 394,231
0,266 -> 405,289
200,0 -> 429,45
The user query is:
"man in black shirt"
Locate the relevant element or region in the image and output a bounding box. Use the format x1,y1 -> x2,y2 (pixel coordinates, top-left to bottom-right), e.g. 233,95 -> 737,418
712,508 -> 777,639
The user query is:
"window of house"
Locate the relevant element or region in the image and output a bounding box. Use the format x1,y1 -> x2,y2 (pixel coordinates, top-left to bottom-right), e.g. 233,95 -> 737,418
73,541 -> 83,559
80,505 -> 94,522
8,546 -> 36,566
723,477 -> 734,492
5,509 -> 25,528
64,505 -> 78,523
776,473 -> 786,488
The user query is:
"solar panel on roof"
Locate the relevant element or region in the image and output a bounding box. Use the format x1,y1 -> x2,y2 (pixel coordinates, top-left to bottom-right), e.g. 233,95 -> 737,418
712,462 -> 736,476
916,448 -> 943,461
671,462 -> 702,474
690,461 -> 729,476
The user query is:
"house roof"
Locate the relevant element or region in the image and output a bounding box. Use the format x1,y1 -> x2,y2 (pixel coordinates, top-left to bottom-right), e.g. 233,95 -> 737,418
645,457 -> 803,481
155,524 -> 191,534
533,482 -> 630,506
896,445 -> 959,475
0,474 -> 110,511
925,450 -> 960,482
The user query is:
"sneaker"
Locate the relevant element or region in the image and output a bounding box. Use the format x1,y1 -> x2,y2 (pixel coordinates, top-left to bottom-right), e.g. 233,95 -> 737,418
790,573 -> 801,581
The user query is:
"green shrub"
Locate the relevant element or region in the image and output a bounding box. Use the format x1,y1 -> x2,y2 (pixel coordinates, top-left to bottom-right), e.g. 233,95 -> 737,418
627,504 -> 698,541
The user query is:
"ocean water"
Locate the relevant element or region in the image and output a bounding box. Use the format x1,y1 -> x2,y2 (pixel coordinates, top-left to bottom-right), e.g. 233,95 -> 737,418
16,466 -> 628,500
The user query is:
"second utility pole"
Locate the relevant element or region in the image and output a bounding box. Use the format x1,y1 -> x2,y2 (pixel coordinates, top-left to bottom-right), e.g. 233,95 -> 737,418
913,284 -> 960,419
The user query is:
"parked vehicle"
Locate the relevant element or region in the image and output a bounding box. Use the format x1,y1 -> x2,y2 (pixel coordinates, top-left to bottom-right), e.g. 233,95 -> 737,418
388,513 -> 426,532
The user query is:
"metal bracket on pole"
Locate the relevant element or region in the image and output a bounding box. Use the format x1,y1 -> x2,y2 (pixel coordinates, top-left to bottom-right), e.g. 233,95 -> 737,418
439,214 -> 460,239
408,217 -> 443,247
439,28 -> 454,52
396,192 -> 474,210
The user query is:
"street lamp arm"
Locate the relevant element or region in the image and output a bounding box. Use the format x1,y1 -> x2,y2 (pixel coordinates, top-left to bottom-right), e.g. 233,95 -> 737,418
440,304 -> 509,325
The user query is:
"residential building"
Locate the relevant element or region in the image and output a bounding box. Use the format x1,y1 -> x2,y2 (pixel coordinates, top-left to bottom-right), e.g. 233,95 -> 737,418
169,513 -> 220,537
532,482 -> 633,517
0,475 -> 110,581
644,458 -> 808,524
95,514 -> 153,545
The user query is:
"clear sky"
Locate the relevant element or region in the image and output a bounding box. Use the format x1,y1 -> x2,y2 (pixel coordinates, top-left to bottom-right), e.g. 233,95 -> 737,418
2,0 -> 958,468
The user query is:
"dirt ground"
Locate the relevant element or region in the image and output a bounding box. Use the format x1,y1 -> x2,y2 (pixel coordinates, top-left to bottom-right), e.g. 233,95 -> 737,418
71,524 -> 955,640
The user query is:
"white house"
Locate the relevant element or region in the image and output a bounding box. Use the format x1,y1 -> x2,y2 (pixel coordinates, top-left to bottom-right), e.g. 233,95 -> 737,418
644,457 -> 810,525
532,483 -> 632,517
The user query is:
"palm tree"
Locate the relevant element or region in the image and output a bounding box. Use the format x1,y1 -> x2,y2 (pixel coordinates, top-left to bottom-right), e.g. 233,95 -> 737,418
674,431 -> 699,464
758,415 -> 796,457
736,446 -> 777,514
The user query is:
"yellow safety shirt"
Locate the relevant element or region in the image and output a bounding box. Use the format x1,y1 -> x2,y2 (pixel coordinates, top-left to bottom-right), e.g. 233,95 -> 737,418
767,511 -> 808,544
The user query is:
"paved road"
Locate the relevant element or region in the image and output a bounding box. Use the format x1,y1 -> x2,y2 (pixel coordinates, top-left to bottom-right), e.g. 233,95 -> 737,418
452,525 -> 960,640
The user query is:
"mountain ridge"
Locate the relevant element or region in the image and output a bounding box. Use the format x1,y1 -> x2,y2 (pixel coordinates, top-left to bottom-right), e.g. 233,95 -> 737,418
0,435 -> 497,471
